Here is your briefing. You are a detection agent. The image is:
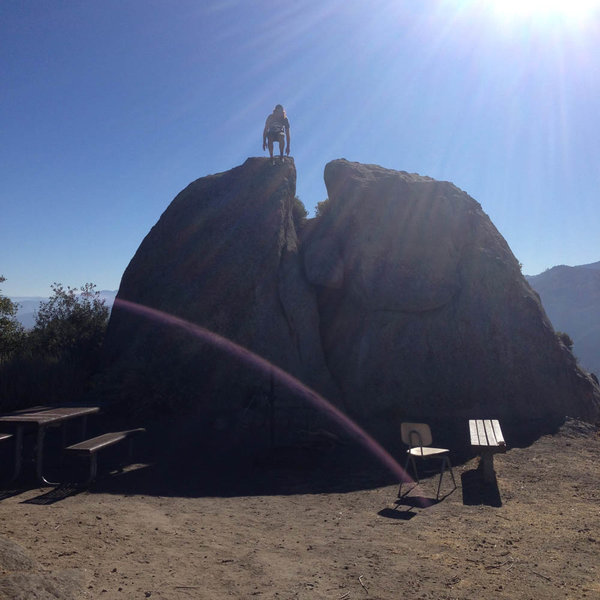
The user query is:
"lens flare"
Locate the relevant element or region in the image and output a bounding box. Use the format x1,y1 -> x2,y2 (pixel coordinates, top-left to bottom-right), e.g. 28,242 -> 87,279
114,297 -> 412,487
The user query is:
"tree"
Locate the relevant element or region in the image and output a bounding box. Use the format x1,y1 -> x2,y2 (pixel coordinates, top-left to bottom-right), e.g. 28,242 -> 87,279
292,195 -> 308,232
315,197 -> 331,219
31,283 -> 109,362
0,276 -> 24,360
1,281 -> 110,409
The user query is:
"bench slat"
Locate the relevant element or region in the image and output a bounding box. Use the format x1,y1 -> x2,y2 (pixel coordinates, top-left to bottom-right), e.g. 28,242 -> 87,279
0,432 -> 12,442
475,419 -> 487,446
469,420 -> 479,446
484,419 -> 497,445
66,428 -> 145,454
470,419 -> 506,449
491,419 -> 506,447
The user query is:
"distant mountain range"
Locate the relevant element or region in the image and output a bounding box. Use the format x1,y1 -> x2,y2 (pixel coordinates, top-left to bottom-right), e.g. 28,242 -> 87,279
10,290 -> 117,330
527,261 -> 600,376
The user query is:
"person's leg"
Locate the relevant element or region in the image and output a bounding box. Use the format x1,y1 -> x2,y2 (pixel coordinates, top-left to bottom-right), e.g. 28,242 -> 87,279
267,137 -> 274,159
277,134 -> 284,157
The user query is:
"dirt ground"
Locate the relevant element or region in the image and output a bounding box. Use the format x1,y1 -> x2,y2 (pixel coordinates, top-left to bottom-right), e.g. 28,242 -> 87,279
0,418 -> 599,600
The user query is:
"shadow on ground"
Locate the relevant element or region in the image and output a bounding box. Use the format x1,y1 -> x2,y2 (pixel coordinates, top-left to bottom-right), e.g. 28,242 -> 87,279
22,484 -> 84,505
0,412 -> 559,501
88,442 -> 401,498
461,468 -> 502,507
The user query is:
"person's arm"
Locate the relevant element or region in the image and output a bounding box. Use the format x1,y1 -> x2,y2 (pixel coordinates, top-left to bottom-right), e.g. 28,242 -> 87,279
262,116 -> 271,150
285,122 -> 291,156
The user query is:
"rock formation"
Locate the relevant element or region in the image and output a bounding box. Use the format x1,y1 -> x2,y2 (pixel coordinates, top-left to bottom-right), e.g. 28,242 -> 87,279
303,160 -> 600,431
0,536 -> 84,599
103,157 -> 339,443
102,158 -> 600,445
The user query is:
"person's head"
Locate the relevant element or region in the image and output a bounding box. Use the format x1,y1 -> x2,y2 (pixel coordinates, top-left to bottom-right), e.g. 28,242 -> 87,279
274,104 -> 286,117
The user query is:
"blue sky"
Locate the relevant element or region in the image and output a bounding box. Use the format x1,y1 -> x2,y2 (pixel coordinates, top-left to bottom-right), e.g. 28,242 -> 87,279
2,0 -> 599,296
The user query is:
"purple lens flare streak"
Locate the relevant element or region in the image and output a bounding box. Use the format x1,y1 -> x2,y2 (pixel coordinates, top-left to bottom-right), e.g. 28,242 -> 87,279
114,298 -> 424,495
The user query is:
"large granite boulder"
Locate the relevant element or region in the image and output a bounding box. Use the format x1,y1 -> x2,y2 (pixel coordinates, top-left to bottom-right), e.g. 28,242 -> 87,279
103,157 -> 339,441
102,157 -> 599,447
303,160 -> 600,430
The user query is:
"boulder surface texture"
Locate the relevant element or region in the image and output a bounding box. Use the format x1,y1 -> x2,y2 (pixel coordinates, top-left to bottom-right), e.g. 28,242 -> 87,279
103,158 -> 600,444
104,157 -> 338,443
304,160 -> 599,431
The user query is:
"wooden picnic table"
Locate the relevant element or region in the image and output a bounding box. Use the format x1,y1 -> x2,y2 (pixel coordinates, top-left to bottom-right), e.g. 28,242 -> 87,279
469,419 -> 506,483
0,405 -> 100,485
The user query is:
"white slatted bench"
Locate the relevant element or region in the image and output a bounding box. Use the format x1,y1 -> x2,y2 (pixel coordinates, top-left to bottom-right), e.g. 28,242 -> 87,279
65,428 -> 145,485
469,419 -> 506,483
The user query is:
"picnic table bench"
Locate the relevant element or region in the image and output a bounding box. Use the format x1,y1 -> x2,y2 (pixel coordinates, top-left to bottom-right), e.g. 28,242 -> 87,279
469,419 -> 506,483
65,428 -> 145,485
0,405 -> 100,484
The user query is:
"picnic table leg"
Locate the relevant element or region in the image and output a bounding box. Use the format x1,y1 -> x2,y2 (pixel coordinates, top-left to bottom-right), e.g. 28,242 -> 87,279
480,450 -> 495,483
35,427 -> 46,484
10,426 -> 24,482
36,427 -> 59,486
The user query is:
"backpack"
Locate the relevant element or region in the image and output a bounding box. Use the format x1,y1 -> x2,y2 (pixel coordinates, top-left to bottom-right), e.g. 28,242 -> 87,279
268,117 -> 286,136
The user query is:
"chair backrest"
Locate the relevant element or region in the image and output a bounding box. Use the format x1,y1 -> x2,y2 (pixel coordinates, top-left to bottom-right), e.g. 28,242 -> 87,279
401,422 -> 432,448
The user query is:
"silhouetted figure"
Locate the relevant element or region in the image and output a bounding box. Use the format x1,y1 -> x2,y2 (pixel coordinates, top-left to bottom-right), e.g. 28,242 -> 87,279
263,104 -> 290,163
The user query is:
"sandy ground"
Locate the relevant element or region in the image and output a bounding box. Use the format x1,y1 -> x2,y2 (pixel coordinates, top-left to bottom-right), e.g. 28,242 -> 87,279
0,418 -> 599,600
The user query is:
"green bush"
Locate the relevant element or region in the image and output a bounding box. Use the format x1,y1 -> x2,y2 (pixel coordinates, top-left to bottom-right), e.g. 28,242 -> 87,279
0,282 -> 109,410
292,196 -> 308,232
30,283 -> 109,364
0,275 -> 25,361
315,197 -> 331,219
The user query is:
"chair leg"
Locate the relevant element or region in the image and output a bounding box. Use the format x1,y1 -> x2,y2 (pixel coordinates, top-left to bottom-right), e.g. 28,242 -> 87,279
410,455 -> 420,483
447,456 -> 457,489
398,453 -> 412,497
436,459 -> 445,500
436,456 -> 457,499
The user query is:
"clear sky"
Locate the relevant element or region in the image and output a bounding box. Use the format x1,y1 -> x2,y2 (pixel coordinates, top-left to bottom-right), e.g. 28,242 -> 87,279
2,0 -> 599,297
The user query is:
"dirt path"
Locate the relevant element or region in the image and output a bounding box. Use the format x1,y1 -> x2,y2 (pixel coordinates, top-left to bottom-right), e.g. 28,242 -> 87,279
1,419 -> 598,599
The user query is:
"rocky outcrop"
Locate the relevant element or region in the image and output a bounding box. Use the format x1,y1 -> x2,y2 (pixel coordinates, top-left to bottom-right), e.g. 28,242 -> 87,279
0,536 -> 85,599
103,158 -> 339,440
102,158 -> 600,445
303,160 -> 600,430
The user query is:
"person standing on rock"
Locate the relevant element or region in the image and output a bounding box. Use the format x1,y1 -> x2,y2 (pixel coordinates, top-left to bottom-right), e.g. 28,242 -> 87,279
263,104 -> 290,163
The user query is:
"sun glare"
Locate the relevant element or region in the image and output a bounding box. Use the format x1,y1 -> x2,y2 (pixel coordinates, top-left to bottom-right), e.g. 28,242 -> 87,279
488,0 -> 600,20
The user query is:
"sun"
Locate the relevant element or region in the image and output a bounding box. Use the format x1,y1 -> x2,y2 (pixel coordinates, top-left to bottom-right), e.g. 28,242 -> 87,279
488,0 -> 600,20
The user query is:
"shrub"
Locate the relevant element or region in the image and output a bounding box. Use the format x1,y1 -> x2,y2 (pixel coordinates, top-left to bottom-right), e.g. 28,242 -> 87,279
30,283 -> 109,364
0,276 -> 25,362
556,331 -> 574,351
292,196 -> 308,232
0,282 -> 109,410
315,197 -> 331,219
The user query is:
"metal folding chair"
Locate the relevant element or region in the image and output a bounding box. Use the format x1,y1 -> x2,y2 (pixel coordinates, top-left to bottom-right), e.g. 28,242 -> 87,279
398,422 -> 456,499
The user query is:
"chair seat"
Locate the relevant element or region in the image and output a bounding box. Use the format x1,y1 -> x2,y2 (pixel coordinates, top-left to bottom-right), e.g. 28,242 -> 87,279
408,446 -> 449,457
